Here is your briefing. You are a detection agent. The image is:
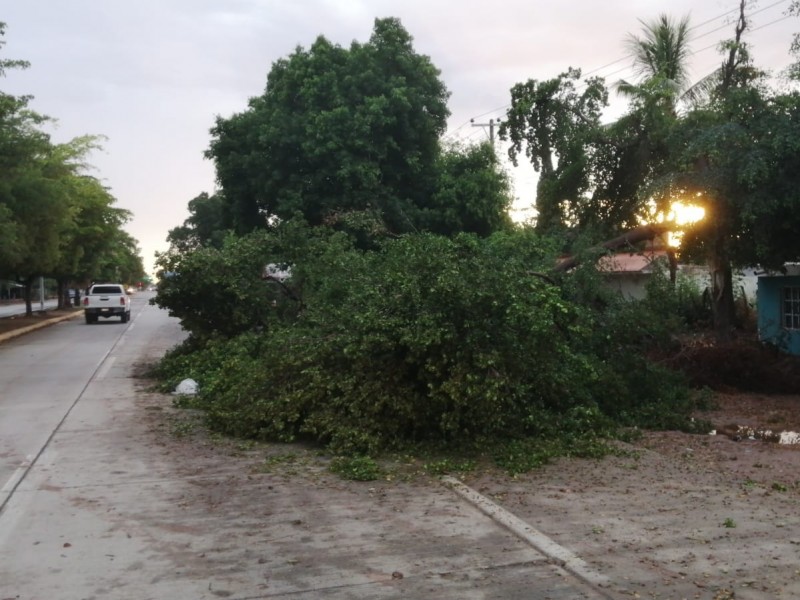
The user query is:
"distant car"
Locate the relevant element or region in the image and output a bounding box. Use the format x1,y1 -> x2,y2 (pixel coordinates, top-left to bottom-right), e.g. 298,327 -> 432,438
126,287 -> 135,294
83,283 -> 132,324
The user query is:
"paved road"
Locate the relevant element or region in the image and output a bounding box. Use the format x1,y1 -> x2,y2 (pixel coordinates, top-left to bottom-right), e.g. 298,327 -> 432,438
0,295 -> 614,599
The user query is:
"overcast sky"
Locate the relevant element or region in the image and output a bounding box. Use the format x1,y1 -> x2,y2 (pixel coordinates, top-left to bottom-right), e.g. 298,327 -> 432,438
2,1 -> 797,275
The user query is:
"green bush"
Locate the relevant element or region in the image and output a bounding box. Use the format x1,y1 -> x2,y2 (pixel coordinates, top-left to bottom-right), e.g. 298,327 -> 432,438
153,226 -> 699,468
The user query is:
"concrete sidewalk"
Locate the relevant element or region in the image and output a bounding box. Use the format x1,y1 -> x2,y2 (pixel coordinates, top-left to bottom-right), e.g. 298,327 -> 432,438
0,303 -> 613,599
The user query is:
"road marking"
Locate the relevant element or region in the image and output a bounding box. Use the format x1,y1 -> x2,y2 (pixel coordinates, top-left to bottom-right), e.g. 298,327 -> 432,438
442,475 -> 613,595
95,356 -> 116,380
0,456 -> 34,511
0,468 -> 26,497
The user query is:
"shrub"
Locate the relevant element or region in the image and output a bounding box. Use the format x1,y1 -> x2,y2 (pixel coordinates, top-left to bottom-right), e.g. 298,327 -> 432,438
154,227 -> 699,467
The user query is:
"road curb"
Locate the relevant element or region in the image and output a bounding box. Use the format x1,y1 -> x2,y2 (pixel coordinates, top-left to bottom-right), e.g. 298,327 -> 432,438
441,475 -> 614,597
0,310 -> 83,345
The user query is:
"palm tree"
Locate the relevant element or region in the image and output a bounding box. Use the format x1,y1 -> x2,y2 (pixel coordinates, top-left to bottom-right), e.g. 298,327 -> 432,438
616,15 -> 695,110
617,13 -> 719,109
623,15 -> 692,90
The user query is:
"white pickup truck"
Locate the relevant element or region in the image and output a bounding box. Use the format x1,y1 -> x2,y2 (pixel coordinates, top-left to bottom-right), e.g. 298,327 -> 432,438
82,283 -> 132,324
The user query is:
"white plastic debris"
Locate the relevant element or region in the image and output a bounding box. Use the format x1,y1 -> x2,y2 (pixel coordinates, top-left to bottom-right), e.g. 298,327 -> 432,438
173,378 -> 199,395
779,431 -> 800,445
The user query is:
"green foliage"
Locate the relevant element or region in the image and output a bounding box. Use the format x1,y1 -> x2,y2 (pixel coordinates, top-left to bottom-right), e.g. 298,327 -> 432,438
206,18 -> 509,242
153,231 -> 281,339
422,458 -> 476,476
152,16 -> 775,469
166,192 -> 231,252
208,18 -> 450,235
500,68 -> 608,233
0,23 -> 144,303
329,456 -> 382,481
676,88 -> 800,272
502,9 -> 800,337
493,438 -> 615,476
154,225 -> 700,467
422,142 -> 513,236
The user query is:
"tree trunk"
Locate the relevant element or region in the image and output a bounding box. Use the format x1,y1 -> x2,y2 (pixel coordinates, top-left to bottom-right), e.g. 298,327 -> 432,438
696,1 -> 746,342
23,277 -> 33,317
57,279 -> 67,310
667,249 -> 678,285
709,251 -> 735,342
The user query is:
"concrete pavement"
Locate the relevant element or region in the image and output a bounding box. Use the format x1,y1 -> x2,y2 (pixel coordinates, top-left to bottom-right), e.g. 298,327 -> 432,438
0,309 -> 82,345
0,298 -> 616,599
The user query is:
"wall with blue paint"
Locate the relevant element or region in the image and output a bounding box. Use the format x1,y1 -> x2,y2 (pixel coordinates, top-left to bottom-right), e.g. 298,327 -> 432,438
757,275 -> 800,355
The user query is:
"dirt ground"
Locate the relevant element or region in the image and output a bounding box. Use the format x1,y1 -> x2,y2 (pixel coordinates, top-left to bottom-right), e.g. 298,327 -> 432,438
149,383 -> 800,599
463,393 -> 800,599
133,329 -> 800,599
11,312 -> 800,598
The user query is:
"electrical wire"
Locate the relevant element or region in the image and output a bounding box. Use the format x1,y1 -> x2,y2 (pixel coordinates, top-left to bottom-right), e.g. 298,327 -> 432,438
448,0 -> 796,137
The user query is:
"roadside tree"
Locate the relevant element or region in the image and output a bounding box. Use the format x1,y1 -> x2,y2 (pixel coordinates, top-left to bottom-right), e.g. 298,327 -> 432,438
166,192 -> 230,253
0,23 -> 143,311
500,68 -> 607,235
206,18 -> 510,243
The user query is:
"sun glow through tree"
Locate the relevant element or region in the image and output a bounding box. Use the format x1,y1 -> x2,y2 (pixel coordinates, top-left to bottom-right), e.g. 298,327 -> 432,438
665,201 -> 705,248
639,196 -> 705,248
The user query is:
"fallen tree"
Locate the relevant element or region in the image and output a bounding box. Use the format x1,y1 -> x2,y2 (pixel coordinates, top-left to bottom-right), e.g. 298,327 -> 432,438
553,223 -> 674,273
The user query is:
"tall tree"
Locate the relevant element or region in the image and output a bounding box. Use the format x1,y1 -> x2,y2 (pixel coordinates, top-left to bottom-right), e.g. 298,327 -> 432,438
0,24 -> 143,312
51,172 -> 131,306
2,136 -> 72,315
661,4 -> 754,337
617,14 -> 692,104
166,191 -> 230,253
0,37 -> 51,279
421,142 -> 513,237
93,229 -> 145,284
207,18 -> 451,237
577,13 -> 695,237
499,68 -> 607,234
649,1 -> 800,338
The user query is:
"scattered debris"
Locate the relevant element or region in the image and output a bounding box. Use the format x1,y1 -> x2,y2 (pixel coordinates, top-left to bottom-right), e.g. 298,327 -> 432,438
710,424 -> 800,445
172,378 -> 198,396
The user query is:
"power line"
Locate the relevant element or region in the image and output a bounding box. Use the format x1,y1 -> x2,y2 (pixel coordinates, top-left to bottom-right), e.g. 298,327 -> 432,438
583,1 -> 789,79
449,1 -> 796,137
449,103 -> 508,136
470,118 -> 500,146
692,0 -> 790,43
597,1 -> 790,84
750,13 -> 794,32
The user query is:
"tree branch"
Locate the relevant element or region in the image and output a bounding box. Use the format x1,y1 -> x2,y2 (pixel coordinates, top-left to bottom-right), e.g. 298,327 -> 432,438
553,222 -> 673,273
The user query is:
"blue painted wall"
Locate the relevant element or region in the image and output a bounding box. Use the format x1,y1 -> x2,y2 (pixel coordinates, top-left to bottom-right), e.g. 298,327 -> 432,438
757,275 -> 800,355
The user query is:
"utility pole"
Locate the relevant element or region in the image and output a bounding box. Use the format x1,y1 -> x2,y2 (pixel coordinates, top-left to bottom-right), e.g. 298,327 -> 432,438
470,118 -> 499,147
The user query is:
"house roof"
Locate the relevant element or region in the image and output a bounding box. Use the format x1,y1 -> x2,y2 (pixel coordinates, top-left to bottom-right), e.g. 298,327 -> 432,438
598,249 -> 670,274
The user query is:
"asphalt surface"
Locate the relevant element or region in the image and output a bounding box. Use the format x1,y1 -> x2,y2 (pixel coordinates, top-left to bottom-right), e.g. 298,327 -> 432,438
0,294 -> 617,599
